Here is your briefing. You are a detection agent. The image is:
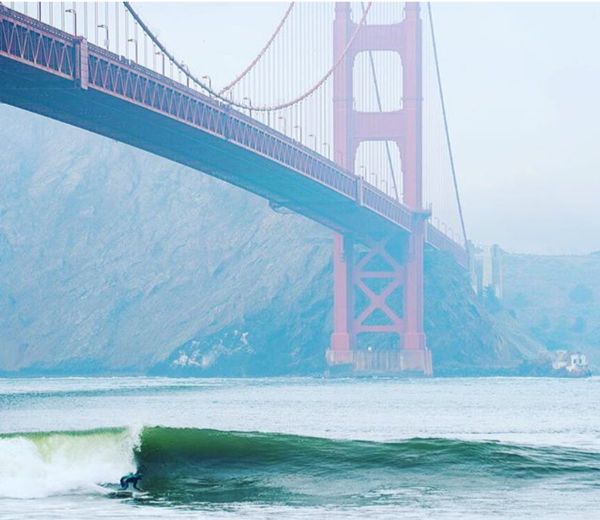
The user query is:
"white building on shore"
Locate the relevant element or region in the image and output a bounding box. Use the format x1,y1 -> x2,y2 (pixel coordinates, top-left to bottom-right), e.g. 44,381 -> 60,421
551,350 -> 589,375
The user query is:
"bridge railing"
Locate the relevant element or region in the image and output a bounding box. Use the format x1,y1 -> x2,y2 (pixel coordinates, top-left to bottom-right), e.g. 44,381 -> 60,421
0,5 -> 75,78
0,4 -> 414,234
0,4 -> 469,263
85,38 -> 361,200
426,223 -> 469,268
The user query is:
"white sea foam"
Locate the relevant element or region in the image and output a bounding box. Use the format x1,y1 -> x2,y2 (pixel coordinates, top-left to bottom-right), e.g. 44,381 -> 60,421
0,428 -> 138,499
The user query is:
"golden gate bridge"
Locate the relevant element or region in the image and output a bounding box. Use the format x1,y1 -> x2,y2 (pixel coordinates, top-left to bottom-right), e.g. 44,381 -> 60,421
0,2 -> 469,375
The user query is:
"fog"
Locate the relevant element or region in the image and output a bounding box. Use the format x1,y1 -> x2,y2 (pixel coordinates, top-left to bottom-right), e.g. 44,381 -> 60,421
134,2 -> 600,255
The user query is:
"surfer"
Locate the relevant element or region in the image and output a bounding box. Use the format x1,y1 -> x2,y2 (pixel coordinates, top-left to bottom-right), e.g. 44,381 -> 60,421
119,472 -> 143,491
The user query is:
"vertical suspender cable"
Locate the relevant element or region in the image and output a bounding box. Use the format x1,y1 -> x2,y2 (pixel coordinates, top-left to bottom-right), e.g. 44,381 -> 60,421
427,2 -> 467,245
360,2 -> 400,201
83,3 -> 87,38
116,3 -> 120,56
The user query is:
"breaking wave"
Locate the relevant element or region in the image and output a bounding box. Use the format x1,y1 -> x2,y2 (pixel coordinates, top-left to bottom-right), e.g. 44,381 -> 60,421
1,427 -> 598,505
0,428 -> 137,499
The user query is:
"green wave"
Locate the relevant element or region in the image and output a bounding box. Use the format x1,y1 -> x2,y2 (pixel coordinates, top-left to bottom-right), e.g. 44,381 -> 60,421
136,427 -> 600,475
134,427 -> 600,506
2,427 -> 599,506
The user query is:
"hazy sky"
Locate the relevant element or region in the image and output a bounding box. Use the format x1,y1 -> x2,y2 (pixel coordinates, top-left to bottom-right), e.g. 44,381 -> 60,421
134,2 -> 600,255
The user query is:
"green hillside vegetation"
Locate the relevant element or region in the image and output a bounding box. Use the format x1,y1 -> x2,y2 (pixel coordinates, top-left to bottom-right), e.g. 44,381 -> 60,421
503,254 -> 600,366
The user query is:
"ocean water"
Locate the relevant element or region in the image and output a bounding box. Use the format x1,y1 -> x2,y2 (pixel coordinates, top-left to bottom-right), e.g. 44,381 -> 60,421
1,377 -> 599,519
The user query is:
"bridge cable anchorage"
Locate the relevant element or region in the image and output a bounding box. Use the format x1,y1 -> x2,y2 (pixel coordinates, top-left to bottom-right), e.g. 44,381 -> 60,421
219,2 -> 295,96
427,2 -> 468,246
125,1 -> 371,112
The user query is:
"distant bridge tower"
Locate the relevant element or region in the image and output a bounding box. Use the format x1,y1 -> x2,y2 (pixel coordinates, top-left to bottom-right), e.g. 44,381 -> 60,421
326,2 -> 432,375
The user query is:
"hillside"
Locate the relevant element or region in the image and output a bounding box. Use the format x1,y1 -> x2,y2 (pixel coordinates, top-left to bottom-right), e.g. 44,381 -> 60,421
0,104 -> 543,376
503,253 -> 600,366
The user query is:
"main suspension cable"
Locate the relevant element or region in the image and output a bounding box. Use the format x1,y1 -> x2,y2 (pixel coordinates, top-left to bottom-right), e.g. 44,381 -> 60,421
220,2 -> 295,95
125,1 -> 371,112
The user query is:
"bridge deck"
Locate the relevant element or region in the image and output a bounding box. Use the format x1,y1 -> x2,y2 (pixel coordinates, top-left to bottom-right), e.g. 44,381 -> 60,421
0,6 -> 468,267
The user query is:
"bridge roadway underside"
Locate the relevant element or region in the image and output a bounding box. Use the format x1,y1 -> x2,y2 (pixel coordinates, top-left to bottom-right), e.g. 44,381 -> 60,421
0,56 -> 410,244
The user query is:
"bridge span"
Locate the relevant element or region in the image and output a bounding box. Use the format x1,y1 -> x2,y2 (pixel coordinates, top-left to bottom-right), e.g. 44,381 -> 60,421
0,2 -> 469,375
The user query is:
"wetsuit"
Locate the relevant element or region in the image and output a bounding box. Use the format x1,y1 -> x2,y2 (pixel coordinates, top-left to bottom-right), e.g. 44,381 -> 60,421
120,473 -> 143,491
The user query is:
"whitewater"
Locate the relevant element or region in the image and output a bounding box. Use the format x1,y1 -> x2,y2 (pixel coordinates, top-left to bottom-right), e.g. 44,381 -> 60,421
1,377 -> 599,519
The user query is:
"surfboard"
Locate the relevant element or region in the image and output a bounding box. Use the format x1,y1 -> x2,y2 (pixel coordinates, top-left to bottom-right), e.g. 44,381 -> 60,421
106,489 -> 149,499
109,490 -> 133,499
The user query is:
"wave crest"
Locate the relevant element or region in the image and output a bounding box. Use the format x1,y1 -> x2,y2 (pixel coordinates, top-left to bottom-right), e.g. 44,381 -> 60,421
1,427 -> 598,505
0,428 -> 137,499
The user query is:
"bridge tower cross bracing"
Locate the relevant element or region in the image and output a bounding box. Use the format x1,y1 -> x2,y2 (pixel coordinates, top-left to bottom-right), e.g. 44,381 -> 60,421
327,2 -> 432,375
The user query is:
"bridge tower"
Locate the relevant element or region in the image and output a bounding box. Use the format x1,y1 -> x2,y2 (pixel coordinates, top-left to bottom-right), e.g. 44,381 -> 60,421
327,2 -> 432,375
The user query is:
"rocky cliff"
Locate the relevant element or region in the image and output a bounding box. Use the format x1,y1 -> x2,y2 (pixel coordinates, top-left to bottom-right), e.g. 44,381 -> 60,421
0,104 -> 542,376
